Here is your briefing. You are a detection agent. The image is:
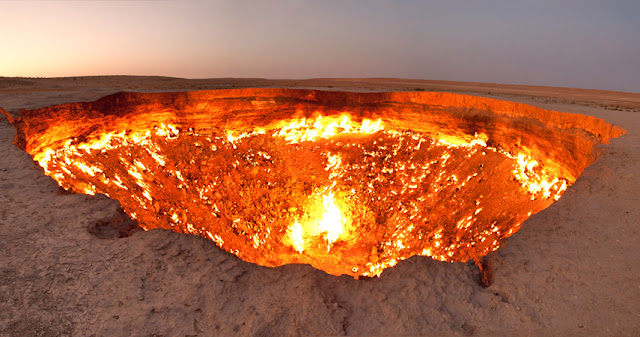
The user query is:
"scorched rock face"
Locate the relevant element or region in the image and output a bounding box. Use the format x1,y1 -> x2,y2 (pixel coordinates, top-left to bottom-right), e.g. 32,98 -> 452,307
6,89 -> 625,277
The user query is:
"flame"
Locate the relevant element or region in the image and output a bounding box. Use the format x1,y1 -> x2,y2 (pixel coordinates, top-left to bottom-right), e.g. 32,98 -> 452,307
26,110 -> 573,277
512,152 -> 568,200
288,221 -> 304,253
318,192 -> 345,246
286,191 -> 347,253
272,115 -> 384,143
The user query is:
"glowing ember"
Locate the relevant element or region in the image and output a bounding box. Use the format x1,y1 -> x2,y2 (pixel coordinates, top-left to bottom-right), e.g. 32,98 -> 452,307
8,89 -> 624,277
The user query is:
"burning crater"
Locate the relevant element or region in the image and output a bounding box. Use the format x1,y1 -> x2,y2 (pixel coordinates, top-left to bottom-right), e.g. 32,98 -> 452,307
5,89 -> 624,277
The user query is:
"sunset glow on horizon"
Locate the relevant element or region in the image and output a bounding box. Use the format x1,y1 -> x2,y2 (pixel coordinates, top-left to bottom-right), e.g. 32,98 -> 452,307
1,0 -> 639,92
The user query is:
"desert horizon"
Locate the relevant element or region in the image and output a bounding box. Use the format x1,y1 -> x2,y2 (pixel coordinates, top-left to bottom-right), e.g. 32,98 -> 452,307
3,75 -> 640,93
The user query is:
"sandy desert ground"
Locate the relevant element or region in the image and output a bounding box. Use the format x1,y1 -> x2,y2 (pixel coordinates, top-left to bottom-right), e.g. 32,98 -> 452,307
0,76 -> 639,336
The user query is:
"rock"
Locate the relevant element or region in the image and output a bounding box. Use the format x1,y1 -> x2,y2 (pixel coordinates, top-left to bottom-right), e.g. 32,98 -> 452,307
369,246 -> 379,262
236,221 -> 249,233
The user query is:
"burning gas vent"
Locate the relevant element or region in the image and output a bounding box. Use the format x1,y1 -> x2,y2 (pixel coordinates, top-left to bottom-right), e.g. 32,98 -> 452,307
6,89 -> 624,277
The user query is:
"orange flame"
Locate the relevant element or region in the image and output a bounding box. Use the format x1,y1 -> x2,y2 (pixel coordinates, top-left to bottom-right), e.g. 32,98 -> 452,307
318,192 -> 345,246
272,115 -> 384,143
288,221 -> 304,253
286,191 -> 348,253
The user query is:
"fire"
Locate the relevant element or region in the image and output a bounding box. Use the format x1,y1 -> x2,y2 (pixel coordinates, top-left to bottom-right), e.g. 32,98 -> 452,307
286,191 -> 348,253
289,221 -> 304,253
318,192 -> 345,246
26,114 -> 571,277
272,115 -> 384,143
512,152 -> 568,200
11,89 -> 614,278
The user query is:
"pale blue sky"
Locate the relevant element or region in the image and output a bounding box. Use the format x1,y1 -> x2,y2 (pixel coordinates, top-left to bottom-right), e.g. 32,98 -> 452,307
1,0 -> 638,92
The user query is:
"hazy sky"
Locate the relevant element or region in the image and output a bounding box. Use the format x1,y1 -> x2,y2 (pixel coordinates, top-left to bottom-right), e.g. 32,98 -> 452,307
1,0 -> 639,92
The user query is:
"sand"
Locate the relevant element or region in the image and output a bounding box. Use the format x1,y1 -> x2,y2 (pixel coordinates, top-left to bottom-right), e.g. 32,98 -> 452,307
1,77 -> 638,336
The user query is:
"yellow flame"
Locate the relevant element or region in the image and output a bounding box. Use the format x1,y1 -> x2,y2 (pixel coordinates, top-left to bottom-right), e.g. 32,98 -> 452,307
512,152 -> 567,200
272,115 -> 383,143
289,221 -> 304,253
286,191 -> 346,253
318,192 -> 344,245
